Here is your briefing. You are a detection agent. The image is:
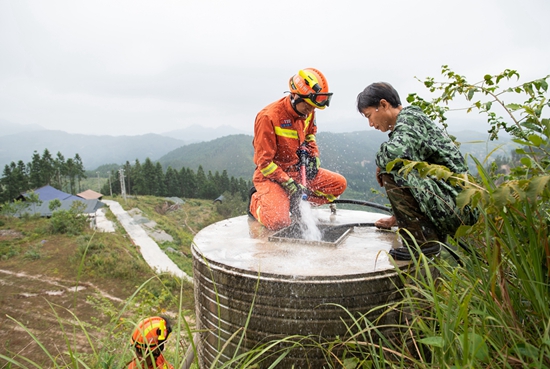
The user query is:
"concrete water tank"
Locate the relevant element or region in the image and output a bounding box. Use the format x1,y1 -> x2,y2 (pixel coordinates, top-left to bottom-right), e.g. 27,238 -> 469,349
192,208 -> 414,368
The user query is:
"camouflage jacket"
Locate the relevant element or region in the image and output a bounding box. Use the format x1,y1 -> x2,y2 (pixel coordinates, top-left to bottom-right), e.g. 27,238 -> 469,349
376,106 -> 476,235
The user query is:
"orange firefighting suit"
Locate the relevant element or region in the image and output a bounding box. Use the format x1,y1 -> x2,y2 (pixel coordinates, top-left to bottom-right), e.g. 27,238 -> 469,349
250,95 -> 347,230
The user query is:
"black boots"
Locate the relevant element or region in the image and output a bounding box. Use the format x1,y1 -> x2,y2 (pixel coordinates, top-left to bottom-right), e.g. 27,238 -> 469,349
247,186 -> 257,219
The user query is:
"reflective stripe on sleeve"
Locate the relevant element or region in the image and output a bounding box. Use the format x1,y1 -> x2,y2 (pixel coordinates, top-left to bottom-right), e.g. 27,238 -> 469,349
274,126 -> 298,139
260,162 -> 278,177
305,134 -> 316,142
312,189 -> 337,202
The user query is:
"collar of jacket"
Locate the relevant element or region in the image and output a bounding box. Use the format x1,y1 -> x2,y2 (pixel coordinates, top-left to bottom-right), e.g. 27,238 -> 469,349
285,95 -> 308,119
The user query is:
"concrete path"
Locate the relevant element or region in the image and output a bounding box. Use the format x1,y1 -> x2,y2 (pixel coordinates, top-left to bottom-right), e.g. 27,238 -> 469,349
102,200 -> 192,282
94,207 -> 116,233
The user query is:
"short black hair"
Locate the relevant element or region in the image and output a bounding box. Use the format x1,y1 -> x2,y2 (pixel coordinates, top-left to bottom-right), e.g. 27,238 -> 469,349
356,82 -> 402,112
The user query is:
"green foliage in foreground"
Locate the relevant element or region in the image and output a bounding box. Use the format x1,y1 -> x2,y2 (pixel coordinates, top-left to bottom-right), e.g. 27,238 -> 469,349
361,66 -> 549,367
1,67 -> 548,368
49,201 -> 89,235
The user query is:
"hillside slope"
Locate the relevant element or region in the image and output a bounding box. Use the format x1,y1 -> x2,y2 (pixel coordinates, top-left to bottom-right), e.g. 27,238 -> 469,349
155,129 -> 512,200
158,134 -> 256,178
156,131 -> 386,178
0,195 -> 217,367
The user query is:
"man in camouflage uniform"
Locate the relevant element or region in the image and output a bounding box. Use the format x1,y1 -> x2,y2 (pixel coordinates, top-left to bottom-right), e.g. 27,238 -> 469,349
357,82 -> 477,260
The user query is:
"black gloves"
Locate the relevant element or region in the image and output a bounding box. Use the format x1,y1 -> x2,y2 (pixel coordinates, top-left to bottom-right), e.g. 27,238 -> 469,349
305,156 -> 320,180
296,144 -> 320,181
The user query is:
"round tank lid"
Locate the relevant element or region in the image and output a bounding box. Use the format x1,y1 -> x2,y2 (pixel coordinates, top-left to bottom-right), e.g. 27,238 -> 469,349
193,208 -> 407,277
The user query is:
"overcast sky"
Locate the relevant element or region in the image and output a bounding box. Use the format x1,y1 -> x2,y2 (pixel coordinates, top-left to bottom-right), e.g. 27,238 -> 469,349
1,0 -> 548,136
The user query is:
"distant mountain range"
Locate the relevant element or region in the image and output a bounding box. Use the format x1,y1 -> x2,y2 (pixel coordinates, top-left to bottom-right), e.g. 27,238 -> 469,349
0,119 -> 516,183
161,124 -> 249,143
0,119 -> 45,136
0,130 -> 185,171
152,131 -> 388,180
155,130 -> 517,190
0,122 -> 246,170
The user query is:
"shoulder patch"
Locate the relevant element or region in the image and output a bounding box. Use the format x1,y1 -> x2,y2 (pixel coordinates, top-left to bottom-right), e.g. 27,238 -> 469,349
280,118 -> 292,128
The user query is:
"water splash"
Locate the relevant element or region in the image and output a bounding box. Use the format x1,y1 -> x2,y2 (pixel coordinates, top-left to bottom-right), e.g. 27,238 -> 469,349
298,200 -> 322,241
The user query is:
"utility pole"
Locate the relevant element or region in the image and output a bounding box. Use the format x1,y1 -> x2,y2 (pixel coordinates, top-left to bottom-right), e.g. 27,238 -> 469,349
96,172 -> 100,192
108,175 -> 113,197
119,168 -> 126,202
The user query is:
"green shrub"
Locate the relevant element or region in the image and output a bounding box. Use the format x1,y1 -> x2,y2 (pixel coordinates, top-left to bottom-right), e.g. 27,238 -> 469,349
23,243 -> 42,260
0,200 -> 30,217
0,243 -> 20,260
49,202 -> 88,235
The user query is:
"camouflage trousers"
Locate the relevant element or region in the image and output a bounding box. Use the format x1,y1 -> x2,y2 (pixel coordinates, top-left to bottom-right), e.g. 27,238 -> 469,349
380,173 -> 445,246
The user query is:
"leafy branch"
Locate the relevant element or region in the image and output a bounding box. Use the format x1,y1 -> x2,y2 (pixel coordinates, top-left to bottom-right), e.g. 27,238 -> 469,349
407,65 -> 549,142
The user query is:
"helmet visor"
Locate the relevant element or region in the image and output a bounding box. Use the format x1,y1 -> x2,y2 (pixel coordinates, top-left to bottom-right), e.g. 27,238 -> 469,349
298,93 -> 333,108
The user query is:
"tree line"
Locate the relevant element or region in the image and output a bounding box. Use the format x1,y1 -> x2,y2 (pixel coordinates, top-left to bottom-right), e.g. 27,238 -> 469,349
0,150 -> 253,204
0,149 -> 86,203
105,158 -> 252,201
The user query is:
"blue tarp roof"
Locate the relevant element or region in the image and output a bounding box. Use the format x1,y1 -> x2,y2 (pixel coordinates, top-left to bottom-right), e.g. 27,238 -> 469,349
12,185 -> 104,217
20,185 -> 79,201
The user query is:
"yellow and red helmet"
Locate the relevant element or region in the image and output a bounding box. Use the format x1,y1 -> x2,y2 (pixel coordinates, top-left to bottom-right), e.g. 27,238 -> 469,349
289,68 -> 333,110
130,316 -> 172,351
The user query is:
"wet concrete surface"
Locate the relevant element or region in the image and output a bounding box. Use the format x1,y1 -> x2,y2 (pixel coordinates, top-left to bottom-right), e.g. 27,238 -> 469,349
193,208 -> 406,277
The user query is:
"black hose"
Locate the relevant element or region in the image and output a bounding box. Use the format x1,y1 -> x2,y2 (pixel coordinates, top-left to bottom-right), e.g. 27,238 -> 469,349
332,199 -> 393,213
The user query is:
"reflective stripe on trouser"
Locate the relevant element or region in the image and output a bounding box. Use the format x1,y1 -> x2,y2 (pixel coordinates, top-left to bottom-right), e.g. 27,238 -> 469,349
380,173 -> 444,245
251,168 -> 347,231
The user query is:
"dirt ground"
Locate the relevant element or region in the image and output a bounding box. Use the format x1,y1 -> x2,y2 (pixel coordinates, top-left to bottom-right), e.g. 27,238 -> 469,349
0,198 -> 205,367
0,227 -> 154,368
0,268 -> 124,366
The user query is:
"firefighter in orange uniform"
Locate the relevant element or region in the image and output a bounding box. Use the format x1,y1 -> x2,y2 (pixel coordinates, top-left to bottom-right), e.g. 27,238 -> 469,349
249,68 -> 347,230
128,316 -> 174,369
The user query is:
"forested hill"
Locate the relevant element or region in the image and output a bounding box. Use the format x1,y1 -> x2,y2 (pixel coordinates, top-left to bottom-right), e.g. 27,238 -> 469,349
156,129 -> 514,178
315,131 -> 386,198
156,129 -> 514,200
156,131 -> 387,199
158,134 -> 255,179
156,131 -> 386,180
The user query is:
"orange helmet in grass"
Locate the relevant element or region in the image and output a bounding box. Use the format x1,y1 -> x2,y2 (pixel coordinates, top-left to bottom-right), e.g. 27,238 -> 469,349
130,316 -> 172,351
288,68 -> 333,109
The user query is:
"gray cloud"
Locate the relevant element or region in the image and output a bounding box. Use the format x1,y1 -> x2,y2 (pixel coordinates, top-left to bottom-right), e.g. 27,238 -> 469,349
1,0 -> 549,136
